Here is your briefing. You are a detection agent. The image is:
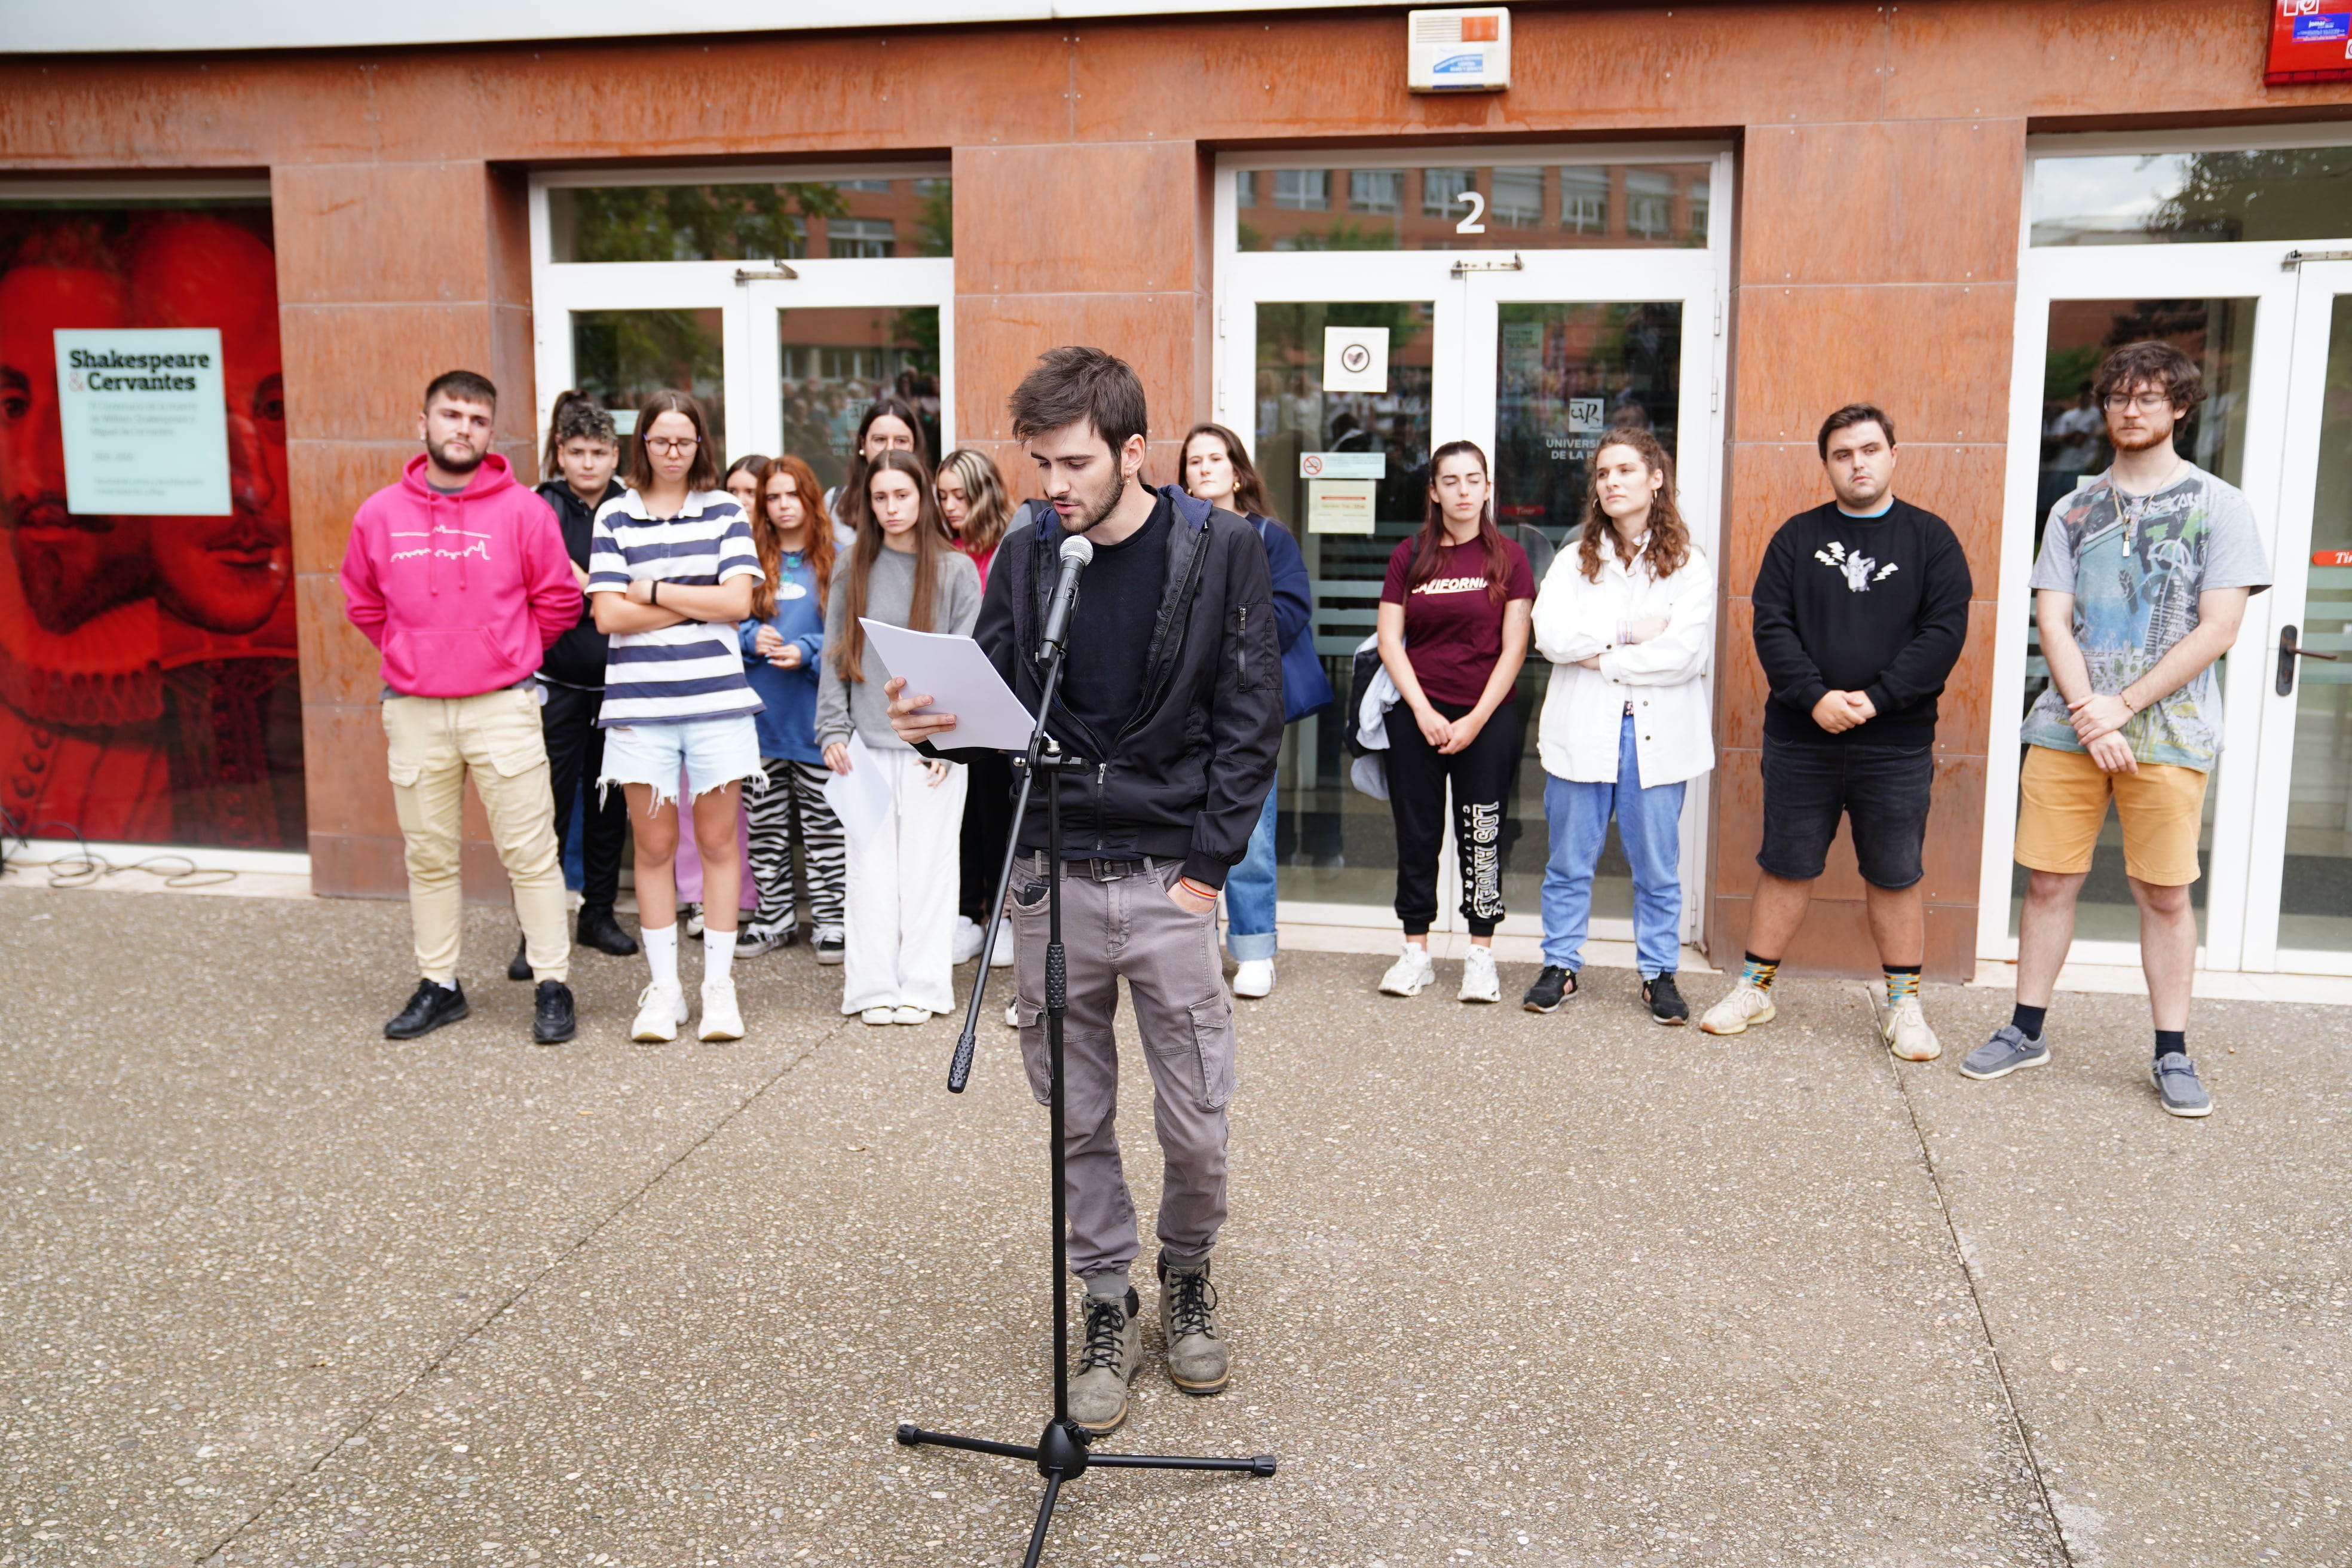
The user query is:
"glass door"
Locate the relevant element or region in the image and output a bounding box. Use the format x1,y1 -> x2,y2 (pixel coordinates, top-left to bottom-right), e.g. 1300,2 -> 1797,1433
1983,130 -> 2352,973
529,168 -> 953,474
1214,149 -> 1730,937
2244,259 -> 2352,972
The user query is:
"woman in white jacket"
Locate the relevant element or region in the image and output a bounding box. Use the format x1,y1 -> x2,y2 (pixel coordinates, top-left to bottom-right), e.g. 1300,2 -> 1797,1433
1524,427 -> 1715,1023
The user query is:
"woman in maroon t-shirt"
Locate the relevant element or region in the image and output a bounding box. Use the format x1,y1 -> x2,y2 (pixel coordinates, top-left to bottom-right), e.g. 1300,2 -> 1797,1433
1373,439 -> 1535,1003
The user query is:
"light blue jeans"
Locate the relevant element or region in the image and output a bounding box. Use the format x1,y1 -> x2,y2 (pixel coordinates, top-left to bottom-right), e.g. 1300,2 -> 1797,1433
1541,713 -> 1685,979
1221,788 -> 1281,962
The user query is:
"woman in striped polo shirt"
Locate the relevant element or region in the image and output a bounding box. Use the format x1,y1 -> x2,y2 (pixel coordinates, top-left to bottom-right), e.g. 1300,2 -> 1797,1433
589,390 -> 767,1046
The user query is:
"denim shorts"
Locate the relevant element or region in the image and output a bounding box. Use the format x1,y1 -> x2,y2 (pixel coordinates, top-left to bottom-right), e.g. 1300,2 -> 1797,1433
598,715 -> 763,808
1757,733 -> 1934,890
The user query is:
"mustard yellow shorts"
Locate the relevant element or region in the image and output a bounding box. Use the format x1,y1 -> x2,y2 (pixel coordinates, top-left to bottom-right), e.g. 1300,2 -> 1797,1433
2013,743 -> 2210,887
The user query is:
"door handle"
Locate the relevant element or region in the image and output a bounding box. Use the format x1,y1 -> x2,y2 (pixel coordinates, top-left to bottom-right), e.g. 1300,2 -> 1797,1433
2277,623 -> 2339,696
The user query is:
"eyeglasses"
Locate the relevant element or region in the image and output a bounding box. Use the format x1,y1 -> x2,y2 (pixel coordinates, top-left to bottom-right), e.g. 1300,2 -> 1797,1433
2102,391 -> 2175,414
647,436 -> 700,455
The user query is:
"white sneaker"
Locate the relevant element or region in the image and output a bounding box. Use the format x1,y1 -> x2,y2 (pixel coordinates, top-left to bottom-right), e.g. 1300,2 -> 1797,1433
951,917 -> 985,965
892,1004 -> 930,1025
988,918 -> 1015,968
1232,958 -> 1275,999
1457,945 -> 1500,1004
631,982 -> 687,1043
699,981 -> 744,1042
1377,941 -> 1436,997
1879,994 -> 1942,1061
861,1005 -> 896,1027
1698,981 -> 1777,1036
1003,1000 -> 1021,1029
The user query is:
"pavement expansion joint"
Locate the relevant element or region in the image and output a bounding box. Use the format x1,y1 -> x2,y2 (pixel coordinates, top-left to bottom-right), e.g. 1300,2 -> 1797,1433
189,1013 -> 855,1566
1854,980 -> 2075,1567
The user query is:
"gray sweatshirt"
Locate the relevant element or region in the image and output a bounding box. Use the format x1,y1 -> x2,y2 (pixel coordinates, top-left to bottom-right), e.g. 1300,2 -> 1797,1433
814,545 -> 983,753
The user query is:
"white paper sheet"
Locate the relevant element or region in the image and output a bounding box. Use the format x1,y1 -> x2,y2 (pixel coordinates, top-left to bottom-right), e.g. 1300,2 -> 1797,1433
856,619 -> 1038,754
821,734 -> 896,846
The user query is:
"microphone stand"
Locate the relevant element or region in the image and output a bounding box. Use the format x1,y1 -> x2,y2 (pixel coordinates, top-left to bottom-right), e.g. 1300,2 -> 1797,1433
896,594 -> 1275,1568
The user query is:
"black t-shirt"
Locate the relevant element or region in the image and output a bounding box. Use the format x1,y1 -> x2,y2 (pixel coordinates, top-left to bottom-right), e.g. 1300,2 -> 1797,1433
1054,491 -> 1171,755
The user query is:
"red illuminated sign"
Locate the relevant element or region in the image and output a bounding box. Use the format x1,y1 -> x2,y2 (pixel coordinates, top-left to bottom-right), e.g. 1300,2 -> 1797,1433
2314,550 -> 2352,566
2267,0 -> 2352,84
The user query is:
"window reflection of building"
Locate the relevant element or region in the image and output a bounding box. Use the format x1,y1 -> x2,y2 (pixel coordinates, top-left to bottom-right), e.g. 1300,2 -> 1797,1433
1560,168 -> 1609,235
1422,169 -> 1472,218
1626,170 -> 1674,240
827,219 -> 895,259
1491,168 -> 1542,228
1273,171 -> 1329,211
1349,170 -> 1403,215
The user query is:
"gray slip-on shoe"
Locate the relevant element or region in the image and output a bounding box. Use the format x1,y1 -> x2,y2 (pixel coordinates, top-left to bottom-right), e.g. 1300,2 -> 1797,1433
1960,1023 -> 2050,1081
2151,1052 -> 2213,1118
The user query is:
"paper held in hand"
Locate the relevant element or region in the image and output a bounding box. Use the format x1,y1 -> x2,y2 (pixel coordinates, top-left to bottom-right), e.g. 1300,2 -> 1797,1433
820,734 -> 895,846
857,619 -> 1039,754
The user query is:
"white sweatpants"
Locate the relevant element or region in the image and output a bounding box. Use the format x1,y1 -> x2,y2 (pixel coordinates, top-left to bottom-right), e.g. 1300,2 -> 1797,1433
841,749 -> 969,1015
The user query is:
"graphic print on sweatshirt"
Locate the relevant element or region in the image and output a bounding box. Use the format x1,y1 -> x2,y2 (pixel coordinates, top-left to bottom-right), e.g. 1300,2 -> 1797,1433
1813,539 -> 1899,593
2020,465 -> 2270,770
387,522 -> 492,565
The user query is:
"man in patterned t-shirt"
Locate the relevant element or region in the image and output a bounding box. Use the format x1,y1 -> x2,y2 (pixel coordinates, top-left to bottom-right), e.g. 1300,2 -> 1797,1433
1964,342 -> 2271,1116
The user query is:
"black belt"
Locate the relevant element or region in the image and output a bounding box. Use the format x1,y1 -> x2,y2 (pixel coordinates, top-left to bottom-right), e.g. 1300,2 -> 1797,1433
1028,850 -> 1154,882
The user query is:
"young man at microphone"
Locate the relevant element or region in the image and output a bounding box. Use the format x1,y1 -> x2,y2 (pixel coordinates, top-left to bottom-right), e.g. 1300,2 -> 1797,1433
886,347 -> 1282,1436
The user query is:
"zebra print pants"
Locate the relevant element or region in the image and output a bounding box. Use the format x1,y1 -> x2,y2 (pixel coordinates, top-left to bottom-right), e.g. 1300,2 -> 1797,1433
745,757 -> 846,936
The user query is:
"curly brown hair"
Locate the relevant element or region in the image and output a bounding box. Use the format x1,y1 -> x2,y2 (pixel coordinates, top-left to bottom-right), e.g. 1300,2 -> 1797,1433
2092,340 -> 2206,417
1577,428 -> 1691,583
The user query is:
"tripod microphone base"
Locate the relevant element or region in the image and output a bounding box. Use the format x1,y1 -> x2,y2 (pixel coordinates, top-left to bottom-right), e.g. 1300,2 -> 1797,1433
895,1416 -> 1276,1564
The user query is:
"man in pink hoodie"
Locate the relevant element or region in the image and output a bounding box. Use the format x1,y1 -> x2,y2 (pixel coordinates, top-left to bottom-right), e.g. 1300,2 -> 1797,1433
341,370 -> 582,1044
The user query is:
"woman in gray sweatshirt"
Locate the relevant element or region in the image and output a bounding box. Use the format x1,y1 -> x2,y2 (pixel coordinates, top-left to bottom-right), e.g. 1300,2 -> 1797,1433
816,450 -> 984,1025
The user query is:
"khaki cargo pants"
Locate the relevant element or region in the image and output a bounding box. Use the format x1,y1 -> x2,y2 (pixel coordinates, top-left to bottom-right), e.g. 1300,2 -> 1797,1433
1009,854 -> 1238,1291
382,688 -> 570,986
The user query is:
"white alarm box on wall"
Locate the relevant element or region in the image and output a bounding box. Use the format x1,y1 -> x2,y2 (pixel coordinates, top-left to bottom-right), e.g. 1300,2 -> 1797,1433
1407,8 -> 1511,93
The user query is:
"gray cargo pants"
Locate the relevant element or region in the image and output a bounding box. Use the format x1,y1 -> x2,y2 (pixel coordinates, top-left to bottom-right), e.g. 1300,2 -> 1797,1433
1008,853 -> 1237,1293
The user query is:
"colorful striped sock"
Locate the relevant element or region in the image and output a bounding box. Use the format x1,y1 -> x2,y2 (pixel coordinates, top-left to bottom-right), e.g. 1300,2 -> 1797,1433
1740,953 -> 1780,991
1885,965 -> 1922,1004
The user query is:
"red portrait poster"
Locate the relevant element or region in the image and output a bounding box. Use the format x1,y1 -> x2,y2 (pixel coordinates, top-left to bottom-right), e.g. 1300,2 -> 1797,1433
0,203 -> 304,850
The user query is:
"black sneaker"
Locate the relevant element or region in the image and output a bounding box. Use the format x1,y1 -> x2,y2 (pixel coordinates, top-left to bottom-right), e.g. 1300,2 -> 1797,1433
735,922 -> 795,957
506,932 -> 532,982
385,979 -> 468,1040
1642,972 -> 1690,1026
814,933 -> 846,966
1521,965 -> 1577,1013
532,979 -> 577,1045
576,905 -> 639,957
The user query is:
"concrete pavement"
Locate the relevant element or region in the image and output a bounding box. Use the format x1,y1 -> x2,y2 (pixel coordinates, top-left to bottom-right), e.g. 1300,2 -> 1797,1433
0,884 -> 2344,1567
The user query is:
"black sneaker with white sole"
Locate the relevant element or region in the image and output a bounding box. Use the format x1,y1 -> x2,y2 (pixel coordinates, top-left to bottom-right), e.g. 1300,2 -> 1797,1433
1521,965 -> 1576,1013
1642,972 -> 1689,1025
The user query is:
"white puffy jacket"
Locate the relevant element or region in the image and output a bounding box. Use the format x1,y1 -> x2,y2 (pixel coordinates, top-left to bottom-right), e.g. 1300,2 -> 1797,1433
1530,534 -> 1716,786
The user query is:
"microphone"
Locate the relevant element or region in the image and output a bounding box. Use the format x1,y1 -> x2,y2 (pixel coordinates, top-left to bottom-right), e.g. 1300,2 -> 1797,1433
1037,533 -> 1094,659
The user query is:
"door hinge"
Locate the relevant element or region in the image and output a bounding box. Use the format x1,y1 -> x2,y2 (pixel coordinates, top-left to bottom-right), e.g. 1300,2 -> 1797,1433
1710,376 -> 1720,414
1713,297 -> 1725,336
733,262 -> 799,283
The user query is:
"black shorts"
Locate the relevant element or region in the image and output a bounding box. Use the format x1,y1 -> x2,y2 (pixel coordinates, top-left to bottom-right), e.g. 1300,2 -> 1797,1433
1757,734 -> 1934,890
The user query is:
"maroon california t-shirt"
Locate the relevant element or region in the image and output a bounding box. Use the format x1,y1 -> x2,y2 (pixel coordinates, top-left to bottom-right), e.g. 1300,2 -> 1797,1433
1379,535 -> 1536,707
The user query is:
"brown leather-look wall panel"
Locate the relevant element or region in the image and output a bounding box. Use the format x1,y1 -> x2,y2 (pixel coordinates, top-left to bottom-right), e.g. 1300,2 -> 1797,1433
3,0 -> 2344,949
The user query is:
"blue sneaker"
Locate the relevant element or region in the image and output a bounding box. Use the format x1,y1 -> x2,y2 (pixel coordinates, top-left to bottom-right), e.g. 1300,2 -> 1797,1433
1959,1024 -> 2050,1081
2151,1052 -> 2213,1118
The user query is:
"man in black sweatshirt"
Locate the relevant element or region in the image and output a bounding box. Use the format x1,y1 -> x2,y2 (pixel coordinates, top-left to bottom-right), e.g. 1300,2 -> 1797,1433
1698,403 -> 1971,1059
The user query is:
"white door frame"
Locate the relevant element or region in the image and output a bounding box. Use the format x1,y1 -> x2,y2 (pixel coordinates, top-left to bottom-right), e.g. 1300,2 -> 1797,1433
1211,145 -> 1732,939
527,165 -> 954,462
2245,257 -> 2352,975
1982,127 -> 2352,974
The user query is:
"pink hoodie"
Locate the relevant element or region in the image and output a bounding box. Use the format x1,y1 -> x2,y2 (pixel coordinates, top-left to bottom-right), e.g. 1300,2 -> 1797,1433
340,453 -> 581,699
